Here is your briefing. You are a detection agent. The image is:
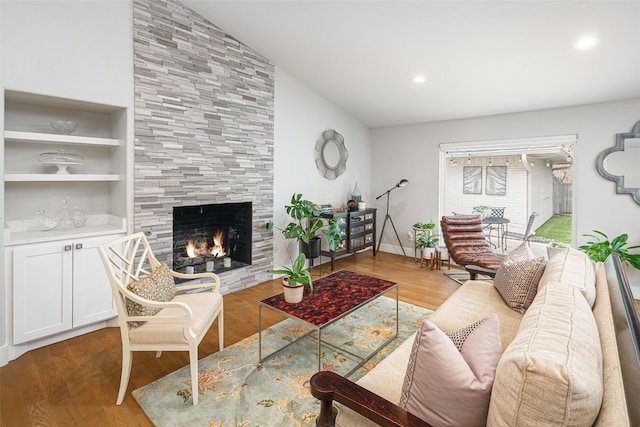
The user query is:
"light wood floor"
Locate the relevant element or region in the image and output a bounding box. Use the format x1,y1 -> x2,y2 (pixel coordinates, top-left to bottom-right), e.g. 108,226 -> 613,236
0,251 -> 461,426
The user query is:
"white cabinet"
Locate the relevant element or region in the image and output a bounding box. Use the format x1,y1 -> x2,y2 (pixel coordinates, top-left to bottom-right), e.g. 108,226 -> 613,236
11,234 -> 120,345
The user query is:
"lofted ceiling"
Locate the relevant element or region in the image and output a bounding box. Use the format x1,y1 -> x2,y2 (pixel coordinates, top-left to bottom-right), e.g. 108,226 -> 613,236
181,1 -> 640,129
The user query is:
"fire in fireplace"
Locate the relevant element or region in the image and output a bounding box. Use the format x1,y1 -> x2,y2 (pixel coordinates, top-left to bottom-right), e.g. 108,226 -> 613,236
173,202 -> 252,274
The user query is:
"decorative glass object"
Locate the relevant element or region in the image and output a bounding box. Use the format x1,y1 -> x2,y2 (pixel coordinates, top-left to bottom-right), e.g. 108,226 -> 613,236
56,197 -> 76,231
351,181 -> 362,203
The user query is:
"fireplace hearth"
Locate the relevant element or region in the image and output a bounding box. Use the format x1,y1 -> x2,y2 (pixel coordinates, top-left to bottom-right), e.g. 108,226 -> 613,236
173,202 -> 252,274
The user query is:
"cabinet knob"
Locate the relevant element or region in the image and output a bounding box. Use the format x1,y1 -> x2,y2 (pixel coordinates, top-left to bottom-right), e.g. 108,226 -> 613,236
75,243 -> 83,250
64,245 -> 72,251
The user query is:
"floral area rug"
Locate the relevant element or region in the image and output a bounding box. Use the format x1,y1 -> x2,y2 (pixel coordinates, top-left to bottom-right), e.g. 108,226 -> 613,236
133,296 -> 432,427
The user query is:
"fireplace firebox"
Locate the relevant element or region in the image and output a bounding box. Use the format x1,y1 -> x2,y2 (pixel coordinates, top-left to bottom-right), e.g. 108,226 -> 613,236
173,202 -> 252,274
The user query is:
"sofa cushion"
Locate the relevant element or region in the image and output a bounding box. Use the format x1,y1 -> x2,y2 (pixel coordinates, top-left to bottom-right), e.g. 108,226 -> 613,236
487,280 -> 603,426
494,243 -> 546,313
429,280 -> 523,351
537,247 -> 596,307
126,264 -> 176,327
399,315 -> 502,427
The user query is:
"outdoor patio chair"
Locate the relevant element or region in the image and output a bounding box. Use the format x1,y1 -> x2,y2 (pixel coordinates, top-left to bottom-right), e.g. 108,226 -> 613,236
440,215 -> 504,284
502,212 -> 550,249
98,232 -> 224,405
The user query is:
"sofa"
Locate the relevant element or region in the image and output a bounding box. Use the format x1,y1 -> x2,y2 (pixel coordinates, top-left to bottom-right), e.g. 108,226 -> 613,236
311,248 -> 640,427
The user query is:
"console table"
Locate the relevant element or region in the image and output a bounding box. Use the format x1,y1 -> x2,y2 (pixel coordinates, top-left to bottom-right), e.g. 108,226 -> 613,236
321,208 -> 377,271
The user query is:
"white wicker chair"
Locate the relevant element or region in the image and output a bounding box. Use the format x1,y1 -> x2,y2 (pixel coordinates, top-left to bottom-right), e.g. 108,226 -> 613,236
98,232 -> 224,405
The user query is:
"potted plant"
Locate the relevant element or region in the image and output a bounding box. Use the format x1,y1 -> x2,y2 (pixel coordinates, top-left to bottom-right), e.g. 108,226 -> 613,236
322,216 -> 343,252
416,232 -> 440,259
267,193 -> 324,258
578,230 -> 640,270
266,253 -> 313,303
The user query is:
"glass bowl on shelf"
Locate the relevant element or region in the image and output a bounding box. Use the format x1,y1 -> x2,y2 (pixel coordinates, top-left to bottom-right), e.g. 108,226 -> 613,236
50,120 -> 78,135
39,151 -> 85,174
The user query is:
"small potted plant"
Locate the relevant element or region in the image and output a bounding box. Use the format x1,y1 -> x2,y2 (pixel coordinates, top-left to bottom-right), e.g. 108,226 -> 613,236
416,232 -> 440,259
578,230 -> 640,270
266,253 -> 313,303
267,193 -> 324,258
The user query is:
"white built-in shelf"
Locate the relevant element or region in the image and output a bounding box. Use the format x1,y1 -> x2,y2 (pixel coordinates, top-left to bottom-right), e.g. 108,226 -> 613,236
5,174 -> 121,182
4,214 -> 127,246
4,130 -> 120,147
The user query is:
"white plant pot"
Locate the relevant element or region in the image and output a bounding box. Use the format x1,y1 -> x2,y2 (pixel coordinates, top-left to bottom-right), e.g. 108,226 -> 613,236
282,277 -> 305,303
422,247 -> 436,258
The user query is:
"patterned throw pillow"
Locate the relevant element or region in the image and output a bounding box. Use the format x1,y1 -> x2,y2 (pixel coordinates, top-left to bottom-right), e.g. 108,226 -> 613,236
126,264 -> 176,327
494,243 -> 546,313
399,315 -> 502,427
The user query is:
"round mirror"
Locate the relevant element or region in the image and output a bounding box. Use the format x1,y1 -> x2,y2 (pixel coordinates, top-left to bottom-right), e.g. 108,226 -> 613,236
322,140 -> 341,169
315,129 -> 348,180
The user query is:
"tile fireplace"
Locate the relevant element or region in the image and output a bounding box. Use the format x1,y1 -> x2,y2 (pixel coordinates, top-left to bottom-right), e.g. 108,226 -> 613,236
173,202 -> 252,274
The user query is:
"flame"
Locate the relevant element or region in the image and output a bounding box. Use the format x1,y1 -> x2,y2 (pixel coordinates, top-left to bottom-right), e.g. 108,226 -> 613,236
209,230 -> 226,257
186,241 -> 197,258
185,230 -> 226,258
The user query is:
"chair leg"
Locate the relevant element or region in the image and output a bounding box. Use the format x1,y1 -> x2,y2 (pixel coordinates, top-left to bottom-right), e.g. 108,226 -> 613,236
218,309 -> 224,352
116,350 -> 133,405
190,347 -> 199,405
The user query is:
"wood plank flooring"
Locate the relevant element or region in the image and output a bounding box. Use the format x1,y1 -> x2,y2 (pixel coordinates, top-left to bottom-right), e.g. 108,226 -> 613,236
0,252 -> 459,426
2,251 -> 638,426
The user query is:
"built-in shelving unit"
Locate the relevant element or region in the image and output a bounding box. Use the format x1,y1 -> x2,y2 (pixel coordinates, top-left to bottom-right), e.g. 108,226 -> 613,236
2,90 -> 130,355
3,90 -> 128,244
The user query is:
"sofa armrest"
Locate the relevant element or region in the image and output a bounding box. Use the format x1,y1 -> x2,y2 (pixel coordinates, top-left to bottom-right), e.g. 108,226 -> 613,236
466,264 -> 497,280
310,371 -> 433,427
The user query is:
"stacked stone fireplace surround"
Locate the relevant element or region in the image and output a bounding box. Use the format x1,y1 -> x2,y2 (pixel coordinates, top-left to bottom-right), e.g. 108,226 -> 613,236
133,0 -> 274,294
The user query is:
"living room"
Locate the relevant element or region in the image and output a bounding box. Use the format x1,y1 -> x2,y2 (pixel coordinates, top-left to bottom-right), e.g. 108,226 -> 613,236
2,0 -> 640,425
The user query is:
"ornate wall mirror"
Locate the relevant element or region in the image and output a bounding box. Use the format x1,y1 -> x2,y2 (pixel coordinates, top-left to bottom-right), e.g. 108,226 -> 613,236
315,129 -> 348,180
596,120 -> 640,205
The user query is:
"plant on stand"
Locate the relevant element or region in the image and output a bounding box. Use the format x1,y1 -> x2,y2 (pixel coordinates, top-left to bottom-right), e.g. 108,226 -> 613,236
267,193 -> 324,259
579,230 -> 640,270
266,253 -> 313,303
414,220 -> 439,263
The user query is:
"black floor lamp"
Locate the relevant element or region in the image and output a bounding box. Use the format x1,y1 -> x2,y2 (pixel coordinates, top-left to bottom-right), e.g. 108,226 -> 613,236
376,179 -> 409,257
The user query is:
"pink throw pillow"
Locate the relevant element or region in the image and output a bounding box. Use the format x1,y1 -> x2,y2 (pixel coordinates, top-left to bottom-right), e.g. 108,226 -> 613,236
399,315 -> 502,427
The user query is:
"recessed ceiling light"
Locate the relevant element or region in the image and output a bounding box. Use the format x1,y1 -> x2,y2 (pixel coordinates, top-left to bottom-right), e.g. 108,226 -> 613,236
573,36 -> 600,50
412,75 -> 426,84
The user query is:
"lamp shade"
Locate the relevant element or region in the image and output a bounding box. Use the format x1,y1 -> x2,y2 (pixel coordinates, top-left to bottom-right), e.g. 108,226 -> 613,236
397,179 -> 409,187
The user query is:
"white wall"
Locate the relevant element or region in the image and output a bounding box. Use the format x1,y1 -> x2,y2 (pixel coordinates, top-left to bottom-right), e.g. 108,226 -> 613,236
371,97 -> 640,296
273,68 -> 371,269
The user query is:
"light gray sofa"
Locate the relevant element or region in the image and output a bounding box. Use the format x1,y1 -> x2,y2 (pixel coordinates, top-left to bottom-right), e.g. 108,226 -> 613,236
311,250 -> 640,427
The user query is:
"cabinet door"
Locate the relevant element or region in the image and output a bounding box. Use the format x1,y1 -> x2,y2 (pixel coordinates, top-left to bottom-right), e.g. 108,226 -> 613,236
72,234 -> 120,327
13,242 -> 73,344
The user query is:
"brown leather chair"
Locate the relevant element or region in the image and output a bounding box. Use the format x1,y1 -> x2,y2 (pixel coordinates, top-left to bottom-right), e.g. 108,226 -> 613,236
440,215 -> 503,282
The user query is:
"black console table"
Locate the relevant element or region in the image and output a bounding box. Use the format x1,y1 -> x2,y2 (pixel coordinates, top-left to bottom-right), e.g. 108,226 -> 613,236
321,208 -> 377,271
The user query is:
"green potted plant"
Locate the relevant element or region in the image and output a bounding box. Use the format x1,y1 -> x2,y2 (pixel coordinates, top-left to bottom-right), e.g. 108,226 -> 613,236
416,232 -> 440,258
578,230 -> 640,270
267,193 -> 324,258
266,253 -> 313,303
322,216 -> 343,252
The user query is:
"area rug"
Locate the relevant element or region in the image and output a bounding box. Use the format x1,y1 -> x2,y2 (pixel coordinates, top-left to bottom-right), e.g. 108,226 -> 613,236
133,296 -> 433,426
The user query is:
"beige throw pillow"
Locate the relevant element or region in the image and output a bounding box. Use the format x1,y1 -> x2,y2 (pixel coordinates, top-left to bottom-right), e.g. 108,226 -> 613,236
126,264 -> 176,327
494,243 -> 546,313
399,315 -> 502,427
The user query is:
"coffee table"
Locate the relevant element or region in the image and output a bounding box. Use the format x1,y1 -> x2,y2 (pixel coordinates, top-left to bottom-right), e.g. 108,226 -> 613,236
258,270 -> 398,377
